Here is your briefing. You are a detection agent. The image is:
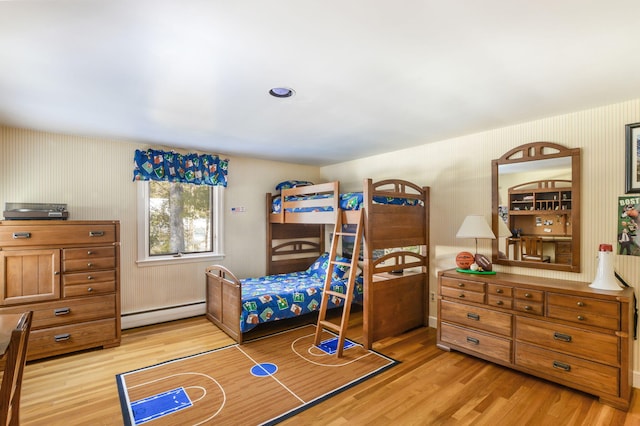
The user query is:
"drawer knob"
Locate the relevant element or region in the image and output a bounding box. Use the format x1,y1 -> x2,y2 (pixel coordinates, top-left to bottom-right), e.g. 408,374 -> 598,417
552,361 -> 571,372
54,307 -> 71,316
496,300 -> 503,306
524,305 -> 532,311
87,287 -> 94,292
496,289 -> 503,294
467,313 -> 480,321
87,251 -> 93,255
458,282 -> 465,287
458,294 -> 465,298
87,262 -> 94,268
524,293 -> 532,298
577,315 -> 585,321
553,332 -> 572,342
87,275 -> 94,280
54,333 -> 71,342
576,301 -> 585,307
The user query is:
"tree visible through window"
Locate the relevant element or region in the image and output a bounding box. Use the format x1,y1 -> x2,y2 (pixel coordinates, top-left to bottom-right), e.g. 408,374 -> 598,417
149,181 -> 212,256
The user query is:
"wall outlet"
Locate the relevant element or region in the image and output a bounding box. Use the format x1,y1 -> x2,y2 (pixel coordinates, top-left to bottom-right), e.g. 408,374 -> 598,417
430,292 -> 435,301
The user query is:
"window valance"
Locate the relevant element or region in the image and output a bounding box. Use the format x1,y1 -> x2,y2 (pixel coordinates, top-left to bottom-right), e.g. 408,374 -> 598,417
133,149 -> 229,187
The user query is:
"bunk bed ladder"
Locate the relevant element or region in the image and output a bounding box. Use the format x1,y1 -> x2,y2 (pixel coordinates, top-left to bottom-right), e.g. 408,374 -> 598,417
313,209 -> 363,357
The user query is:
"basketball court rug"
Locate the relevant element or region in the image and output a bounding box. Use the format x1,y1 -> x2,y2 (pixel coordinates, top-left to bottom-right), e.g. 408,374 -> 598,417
116,324 -> 398,425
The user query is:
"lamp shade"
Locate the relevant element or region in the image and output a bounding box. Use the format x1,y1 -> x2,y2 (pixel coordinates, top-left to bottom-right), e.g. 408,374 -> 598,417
456,215 -> 496,240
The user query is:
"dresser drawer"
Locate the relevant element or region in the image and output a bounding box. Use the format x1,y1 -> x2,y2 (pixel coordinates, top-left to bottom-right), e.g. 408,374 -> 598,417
63,246 -> 116,260
27,318 -> 117,360
0,295 -> 116,328
547,293 -> 619,316
63,256 -> 116,273
547,306 -> 619,330
516,317 -> 619,365
440,322 -> 511,363
514,299 -> 544,316
515,342 -> 619,396
0,224 -> 116,247
441,276 -> 485,293
441,300 -> 512,336
441,286 -> 485,304
63,270 -> 116,286
64,281 -> 116,298
488,284 -> 513,297
487,295 -> 513,309
514,288 -> 544,302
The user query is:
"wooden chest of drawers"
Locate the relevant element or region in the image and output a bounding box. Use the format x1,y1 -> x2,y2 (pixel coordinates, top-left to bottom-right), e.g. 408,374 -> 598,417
437,269 -> 634,410
0,220 -> 120,361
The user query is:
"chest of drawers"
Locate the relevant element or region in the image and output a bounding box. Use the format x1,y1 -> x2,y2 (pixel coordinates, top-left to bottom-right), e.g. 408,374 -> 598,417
0,220 -> 121,361
437,269 -> 634,410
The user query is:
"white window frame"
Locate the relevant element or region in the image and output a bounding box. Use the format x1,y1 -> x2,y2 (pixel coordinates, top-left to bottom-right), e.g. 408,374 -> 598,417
136,181 -> 224,266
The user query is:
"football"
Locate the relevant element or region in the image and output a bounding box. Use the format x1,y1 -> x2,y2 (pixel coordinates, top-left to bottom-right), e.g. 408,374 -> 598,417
475,253 -> 492,271
455,251 -> 475,269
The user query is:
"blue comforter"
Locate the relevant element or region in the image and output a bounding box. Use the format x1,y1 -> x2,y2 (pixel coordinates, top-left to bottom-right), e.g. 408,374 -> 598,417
240,253 -> 363,333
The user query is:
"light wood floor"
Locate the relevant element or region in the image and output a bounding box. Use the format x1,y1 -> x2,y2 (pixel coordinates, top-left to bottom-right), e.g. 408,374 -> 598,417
13,312 -> 640,425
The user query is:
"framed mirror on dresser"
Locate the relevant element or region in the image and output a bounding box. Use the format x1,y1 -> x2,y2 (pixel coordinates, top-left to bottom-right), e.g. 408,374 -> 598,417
491,142 -> 581,272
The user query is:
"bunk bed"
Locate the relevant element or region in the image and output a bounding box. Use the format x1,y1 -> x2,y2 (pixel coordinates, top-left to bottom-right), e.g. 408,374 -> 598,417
205,178 -> 430,348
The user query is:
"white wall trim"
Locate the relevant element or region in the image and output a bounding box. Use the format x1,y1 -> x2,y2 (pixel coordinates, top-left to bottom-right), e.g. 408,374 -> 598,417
121,302 -> 206,329
429,315 -> 437,329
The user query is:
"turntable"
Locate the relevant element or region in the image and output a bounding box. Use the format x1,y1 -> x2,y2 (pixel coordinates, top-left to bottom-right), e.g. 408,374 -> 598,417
3,202 -> 69,220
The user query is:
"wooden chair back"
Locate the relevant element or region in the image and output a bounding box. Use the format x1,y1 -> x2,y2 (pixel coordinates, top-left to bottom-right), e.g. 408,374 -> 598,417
0,311 -> 33,426
520,236 -> 550,262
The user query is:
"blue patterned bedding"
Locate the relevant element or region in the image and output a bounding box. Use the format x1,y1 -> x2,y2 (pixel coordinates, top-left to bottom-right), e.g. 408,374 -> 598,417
272,192 -> 422,214
240,253 -> 363,333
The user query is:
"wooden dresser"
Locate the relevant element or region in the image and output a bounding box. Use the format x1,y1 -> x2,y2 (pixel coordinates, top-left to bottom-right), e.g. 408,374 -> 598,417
437,269 -> 634,410
0,220 -> 120,361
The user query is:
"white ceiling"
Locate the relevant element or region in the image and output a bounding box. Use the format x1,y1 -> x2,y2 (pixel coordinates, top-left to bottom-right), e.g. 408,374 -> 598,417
1,1 -> 640,166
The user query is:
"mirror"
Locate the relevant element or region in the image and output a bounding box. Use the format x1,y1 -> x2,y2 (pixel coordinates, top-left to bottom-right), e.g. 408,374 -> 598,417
491,142 -> 581,272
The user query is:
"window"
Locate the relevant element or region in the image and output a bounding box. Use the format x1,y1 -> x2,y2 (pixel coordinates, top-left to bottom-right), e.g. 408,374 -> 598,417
137,181 -> 224,265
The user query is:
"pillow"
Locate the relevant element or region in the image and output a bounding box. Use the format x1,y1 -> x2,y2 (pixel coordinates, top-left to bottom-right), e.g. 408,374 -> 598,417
306,252 -> 352,280
275,180 -> 314,192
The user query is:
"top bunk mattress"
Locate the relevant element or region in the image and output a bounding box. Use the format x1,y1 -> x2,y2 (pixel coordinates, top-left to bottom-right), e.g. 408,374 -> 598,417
272,191 -> 423,214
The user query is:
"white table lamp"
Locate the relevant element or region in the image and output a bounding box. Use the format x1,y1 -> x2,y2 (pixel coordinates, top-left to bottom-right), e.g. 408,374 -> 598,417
456,214 -> 496,258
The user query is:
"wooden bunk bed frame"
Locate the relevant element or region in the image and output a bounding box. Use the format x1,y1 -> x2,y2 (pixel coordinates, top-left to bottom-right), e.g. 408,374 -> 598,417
205,178 -> 430,348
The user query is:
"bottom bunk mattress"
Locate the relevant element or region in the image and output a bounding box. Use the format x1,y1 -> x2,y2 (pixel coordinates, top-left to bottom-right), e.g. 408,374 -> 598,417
240,254 -> 363,333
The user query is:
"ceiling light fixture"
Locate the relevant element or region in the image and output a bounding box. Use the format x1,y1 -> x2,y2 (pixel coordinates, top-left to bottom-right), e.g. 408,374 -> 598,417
269,87 -> 295,98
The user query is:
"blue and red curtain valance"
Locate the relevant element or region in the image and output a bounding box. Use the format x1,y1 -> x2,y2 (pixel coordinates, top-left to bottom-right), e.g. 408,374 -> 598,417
133,149 -> 229,187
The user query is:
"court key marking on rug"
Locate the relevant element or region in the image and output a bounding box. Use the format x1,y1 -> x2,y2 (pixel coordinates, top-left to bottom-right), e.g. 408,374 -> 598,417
127,372 -> 226,425
130,387 -> 192,424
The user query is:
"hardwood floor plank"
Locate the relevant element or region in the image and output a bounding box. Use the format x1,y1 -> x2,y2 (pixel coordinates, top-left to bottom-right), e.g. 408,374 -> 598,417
5,313 -> 638,425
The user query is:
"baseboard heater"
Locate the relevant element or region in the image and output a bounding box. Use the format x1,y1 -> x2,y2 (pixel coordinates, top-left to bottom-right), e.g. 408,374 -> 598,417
121,301 -> 206,329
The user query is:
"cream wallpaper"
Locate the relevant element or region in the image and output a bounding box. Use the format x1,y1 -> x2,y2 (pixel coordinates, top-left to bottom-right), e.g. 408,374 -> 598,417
320,98 -> 640,381
0,128 -> 320,322
2,97 -> 640,383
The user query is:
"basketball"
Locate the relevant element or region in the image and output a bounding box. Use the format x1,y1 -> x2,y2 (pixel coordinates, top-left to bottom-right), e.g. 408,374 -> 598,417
455,251 -> 475,269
